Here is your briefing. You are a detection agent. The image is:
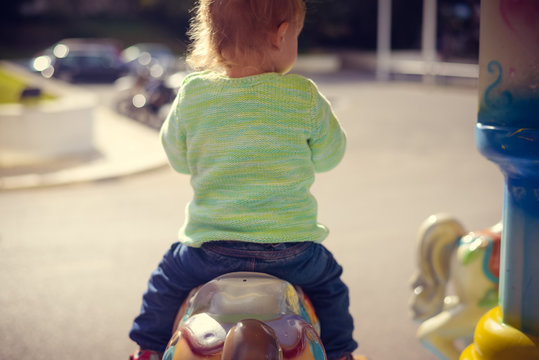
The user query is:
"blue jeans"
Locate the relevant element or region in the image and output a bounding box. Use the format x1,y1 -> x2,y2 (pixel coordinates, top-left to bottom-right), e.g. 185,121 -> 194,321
129,241 -> 358,359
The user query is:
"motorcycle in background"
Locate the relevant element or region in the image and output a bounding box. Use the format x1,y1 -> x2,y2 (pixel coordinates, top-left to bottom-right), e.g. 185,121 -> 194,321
115,67 -> 187,130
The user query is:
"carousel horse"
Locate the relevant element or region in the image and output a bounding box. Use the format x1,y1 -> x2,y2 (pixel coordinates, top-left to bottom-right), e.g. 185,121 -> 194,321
163,272 -> 328,360
410,214 -> 501,360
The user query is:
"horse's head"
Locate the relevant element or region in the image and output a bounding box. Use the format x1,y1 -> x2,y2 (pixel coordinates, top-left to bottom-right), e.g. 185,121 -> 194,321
164,272 -> 325,359
165,314 -> 324,359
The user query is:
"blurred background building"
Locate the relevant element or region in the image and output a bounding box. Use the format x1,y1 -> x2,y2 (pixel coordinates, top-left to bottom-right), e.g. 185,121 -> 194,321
2,0 -> 480,66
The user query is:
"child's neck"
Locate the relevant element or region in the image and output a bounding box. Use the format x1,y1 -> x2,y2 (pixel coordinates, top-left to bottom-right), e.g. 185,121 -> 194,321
225,64 -> 275,78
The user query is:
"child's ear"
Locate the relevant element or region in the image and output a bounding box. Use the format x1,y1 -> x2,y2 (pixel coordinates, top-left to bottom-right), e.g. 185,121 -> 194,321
272,22 -> 289,49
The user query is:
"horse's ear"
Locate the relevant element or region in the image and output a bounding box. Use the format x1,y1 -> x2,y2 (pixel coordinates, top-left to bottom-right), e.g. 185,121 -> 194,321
222,319 -> 282,360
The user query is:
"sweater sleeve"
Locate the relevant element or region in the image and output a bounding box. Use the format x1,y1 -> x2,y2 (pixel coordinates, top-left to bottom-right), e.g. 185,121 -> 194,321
308,81 -> 346,173
160,94 -> 190,174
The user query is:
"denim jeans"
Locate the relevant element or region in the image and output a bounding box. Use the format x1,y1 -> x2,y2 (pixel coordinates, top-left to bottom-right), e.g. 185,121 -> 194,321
129,241 -> 358,359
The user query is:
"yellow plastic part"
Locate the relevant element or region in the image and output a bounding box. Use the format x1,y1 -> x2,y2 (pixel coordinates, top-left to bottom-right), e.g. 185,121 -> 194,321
460,306 -> 539,360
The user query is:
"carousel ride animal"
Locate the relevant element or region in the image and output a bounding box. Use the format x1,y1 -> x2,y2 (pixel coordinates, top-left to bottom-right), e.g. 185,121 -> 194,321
410,214 -> 501,360
163,272 -> 330,360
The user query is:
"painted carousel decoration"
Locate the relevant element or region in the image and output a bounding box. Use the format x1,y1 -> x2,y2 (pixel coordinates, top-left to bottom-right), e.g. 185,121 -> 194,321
411,214 -> 501,359
413,0 -> 539,358
461,1 -> 539,357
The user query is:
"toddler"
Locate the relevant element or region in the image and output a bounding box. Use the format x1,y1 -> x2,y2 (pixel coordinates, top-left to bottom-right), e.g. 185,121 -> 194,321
129,0 -> 359,359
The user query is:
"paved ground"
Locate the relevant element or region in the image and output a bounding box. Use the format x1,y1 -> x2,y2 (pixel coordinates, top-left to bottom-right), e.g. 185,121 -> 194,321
0,72 -> 504,360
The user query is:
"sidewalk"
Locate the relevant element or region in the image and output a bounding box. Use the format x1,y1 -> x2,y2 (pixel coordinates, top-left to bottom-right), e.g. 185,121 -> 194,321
0,106 -> 167,190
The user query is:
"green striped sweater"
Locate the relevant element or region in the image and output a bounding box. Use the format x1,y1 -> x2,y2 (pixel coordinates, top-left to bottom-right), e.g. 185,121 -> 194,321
160,71 -> 346,247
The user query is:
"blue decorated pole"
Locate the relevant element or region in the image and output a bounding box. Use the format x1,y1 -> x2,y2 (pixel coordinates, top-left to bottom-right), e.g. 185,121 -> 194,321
461,1 -> 539,358
476,0 -> 539,335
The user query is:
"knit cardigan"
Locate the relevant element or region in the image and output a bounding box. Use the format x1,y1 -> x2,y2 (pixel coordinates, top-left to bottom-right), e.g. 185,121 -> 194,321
160,71 -> 346,247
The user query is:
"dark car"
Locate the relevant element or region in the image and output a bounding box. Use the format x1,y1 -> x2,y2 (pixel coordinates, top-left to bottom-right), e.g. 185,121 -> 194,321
32,38 -> 127,83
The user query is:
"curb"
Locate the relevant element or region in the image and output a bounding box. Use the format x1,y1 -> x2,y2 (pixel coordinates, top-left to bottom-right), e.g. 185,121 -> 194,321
0,155 -> 168,191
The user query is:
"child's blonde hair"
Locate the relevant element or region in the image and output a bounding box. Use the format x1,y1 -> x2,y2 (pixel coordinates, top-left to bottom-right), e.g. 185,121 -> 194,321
186,0 -> 305,72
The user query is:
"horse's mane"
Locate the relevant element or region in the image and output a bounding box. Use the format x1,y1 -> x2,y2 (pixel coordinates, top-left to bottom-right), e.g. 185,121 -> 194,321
417,214 -> 466,287
410,214 -> 466,320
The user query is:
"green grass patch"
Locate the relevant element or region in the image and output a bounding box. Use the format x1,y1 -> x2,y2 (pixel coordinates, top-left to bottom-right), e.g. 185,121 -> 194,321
0,67 -> 56,104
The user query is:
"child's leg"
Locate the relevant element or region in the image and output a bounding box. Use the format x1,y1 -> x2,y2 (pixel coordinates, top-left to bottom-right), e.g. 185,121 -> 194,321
129,242 -> 213,352
257,243 -> 358,360
300,264 -> 357,360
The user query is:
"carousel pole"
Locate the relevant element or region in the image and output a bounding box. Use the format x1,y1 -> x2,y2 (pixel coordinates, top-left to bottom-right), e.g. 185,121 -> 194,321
460,1 -> 539,359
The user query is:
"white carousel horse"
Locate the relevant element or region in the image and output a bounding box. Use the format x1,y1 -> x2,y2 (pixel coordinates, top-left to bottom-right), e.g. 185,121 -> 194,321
410,214 -> 501,360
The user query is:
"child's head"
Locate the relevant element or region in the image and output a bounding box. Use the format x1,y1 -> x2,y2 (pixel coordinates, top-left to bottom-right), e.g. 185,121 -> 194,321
186,0 -> 305,74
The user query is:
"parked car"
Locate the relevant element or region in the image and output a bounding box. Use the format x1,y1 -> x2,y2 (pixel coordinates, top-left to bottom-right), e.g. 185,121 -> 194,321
31,38 -> 127,82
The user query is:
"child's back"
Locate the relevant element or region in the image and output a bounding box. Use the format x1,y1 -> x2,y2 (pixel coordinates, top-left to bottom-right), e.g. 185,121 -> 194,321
161,71 -> 346,246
